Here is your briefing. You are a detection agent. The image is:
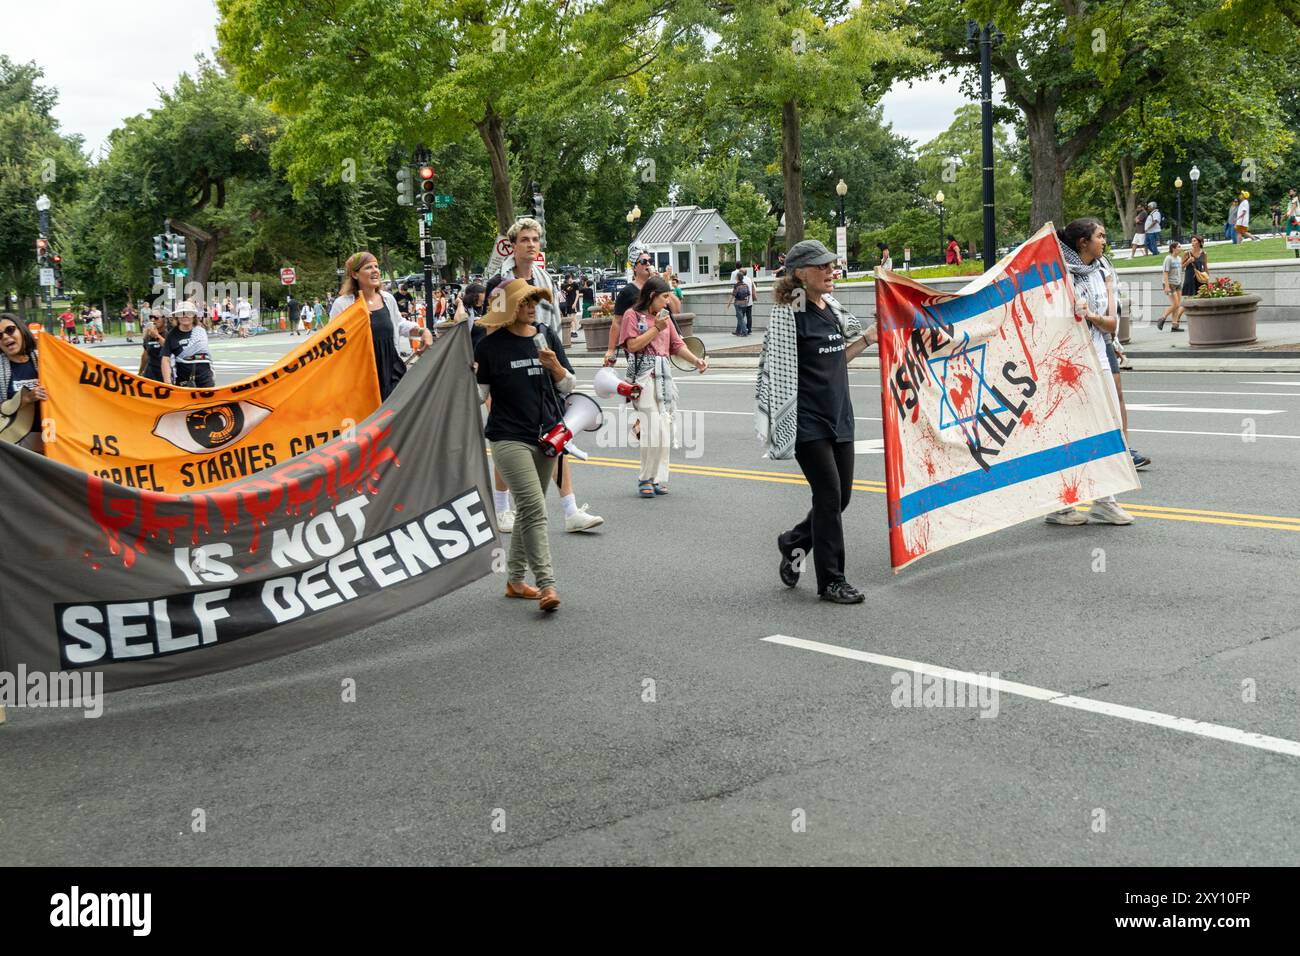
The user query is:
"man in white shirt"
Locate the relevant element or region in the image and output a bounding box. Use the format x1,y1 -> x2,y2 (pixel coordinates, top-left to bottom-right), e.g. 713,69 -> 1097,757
1235,190 -> 1259,242
1143,202 -> 1162,256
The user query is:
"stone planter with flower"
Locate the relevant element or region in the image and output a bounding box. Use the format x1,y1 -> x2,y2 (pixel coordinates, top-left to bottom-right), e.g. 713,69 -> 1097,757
1182,275 -> 1259,347
581,292 -> 615,352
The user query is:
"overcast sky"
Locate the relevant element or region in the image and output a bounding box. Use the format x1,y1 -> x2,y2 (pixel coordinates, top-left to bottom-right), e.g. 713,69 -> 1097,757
2,0 -> 985,159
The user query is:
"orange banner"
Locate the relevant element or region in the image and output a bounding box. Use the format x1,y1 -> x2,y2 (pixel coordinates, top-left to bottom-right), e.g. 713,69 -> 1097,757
38,300 -> 380,493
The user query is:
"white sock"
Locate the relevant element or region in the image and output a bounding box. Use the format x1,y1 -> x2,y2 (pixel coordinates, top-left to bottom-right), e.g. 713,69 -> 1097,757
561,493 -> 578,517
494,490 -> 511,512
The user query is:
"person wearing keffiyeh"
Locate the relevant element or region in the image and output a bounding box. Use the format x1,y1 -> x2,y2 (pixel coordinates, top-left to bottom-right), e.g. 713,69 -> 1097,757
756,239 -> 877,605
1045,217 -> 1141,526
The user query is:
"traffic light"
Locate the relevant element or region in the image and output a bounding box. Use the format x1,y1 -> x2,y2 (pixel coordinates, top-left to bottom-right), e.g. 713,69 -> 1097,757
169,234 -> 187,261
396,167 -> 414,206
51,254 -> 62,267
418,165 -> 435,208
530,182 -> 546,248
36,237 -> 48,264
152,234 -> 167,261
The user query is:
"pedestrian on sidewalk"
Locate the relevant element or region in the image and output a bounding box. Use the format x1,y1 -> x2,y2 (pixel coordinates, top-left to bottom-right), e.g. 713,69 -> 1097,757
474,278 -> 574,612
1235,191 -> 1259,242
1226,198 -> 1240,243
1045,218 -> 1143,527
1287,188 -> 1300,231
945,235 -> 963,264
1157,240 -> 1185,332
1181,235 -> 1210,299
1130,206 -> 1148,257
757,239 -> 878,605
619,275 -> 707,498
121,301 -> 137,343
1144,201 -> 1162,255
727,269 -> 752,336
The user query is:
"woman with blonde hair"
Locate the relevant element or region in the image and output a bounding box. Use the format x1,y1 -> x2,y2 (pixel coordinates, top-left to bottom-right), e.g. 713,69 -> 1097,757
330,251 -> 431,399
474,278 -> 576,612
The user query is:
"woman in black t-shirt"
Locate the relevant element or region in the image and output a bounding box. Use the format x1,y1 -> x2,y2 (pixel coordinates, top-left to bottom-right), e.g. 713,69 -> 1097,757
161,301 -> 214,388
138,312 -> 168,382
759,241 -> 877,605
474,279 -> 576,613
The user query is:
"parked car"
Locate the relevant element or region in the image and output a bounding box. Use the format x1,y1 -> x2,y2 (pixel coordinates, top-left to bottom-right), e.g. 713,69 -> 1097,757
598,277 -> 628,294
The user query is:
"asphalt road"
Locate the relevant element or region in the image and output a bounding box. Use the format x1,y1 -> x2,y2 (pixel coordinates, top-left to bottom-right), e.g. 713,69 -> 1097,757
4,333 -> 1299,865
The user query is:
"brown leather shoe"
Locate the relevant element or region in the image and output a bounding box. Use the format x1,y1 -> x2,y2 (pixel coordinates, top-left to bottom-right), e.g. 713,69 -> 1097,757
505,580 -> 541,600
537,587 -> 561,612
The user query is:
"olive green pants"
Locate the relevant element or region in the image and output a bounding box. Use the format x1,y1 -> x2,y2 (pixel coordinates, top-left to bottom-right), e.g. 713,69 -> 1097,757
490,439 -> 556,590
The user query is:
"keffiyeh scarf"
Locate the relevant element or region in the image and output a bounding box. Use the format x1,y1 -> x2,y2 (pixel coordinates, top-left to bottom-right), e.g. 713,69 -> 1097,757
754,293 -> 862,460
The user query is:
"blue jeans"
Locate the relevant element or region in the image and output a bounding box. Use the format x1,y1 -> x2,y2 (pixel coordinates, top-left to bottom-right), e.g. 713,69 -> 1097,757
1146,231 -> 1160,254
734,305 -> 748,334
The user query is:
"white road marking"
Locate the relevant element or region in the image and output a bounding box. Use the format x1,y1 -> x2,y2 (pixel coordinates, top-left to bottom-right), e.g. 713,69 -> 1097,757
1240,380 -> 1300,386
1127,427 -> 1300,439
855,439 -> 884,454
1125,389 -> 1300,398
1125,404 -> 1284,416
762,635 -> 1300,759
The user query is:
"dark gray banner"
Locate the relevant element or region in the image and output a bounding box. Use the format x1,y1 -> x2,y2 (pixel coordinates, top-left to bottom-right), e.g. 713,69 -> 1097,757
0,323 -> 496,697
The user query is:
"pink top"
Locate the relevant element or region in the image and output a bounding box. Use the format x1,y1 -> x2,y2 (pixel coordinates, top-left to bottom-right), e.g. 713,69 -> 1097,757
618,309 -> 685,356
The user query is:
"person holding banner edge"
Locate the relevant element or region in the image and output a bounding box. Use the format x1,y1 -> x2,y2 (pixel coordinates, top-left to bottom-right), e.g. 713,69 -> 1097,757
330,251 -> 431,400
757,239 -> 878,605
1046,218 -> 1138,526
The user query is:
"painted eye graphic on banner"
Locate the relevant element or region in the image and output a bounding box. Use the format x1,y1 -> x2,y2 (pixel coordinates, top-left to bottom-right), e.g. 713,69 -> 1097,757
152,401 -> 273,453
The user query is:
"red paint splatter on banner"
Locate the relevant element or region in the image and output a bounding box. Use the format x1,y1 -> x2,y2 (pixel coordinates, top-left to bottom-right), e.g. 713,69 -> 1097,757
394,503 -> 405,512
949,371 -> 973,414
1059,474 -> 1083,506
1020,410 -> 1035,427
1038,347 -> 1091,423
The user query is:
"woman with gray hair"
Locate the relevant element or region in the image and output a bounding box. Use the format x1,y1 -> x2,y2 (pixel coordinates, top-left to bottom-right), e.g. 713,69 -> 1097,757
756,239 -> 877,605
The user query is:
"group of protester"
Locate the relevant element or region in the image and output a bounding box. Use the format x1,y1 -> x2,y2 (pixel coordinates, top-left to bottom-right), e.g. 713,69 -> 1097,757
1,207 -> 1161,618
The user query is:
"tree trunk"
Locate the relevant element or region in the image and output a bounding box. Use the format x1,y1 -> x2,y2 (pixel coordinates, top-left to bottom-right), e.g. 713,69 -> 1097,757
781,99 -> 804,250
1023,103 -> 1066,231
169,219 -> 220,291
1108,156 -> 1139,238
477,105 -> 514,235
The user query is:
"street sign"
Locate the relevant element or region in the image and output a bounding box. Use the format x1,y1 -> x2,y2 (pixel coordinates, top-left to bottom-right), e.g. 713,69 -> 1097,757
1287,231 -> 1300,251
39,267 -> 55,287
435,194 -> 453,209
280,267 -> 296,285
835,226 -> 847,264
430,239 -> 448,267
174,266 -> 188,277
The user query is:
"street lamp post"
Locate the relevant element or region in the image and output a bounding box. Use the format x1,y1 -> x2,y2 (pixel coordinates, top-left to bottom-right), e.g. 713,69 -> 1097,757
1189,165 -> 1200,237
35,193 -> 53,332
1174,177 -> 1184,243
836,178 -> 847,227
936,190 -> 946,264
967,20 -> 1003,269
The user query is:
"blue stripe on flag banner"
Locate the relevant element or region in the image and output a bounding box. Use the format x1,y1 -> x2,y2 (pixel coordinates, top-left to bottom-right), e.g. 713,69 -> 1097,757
894,429 -> 1127,526
914,259 -> 1064,327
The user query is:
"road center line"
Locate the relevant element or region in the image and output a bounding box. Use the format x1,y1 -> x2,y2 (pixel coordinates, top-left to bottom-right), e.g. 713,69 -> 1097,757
761,635 -> 1300,759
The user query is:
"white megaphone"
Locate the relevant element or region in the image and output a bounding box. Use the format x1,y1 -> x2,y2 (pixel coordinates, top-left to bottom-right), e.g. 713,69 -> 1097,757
593,366 -> 641,402
540,393 -> 603,460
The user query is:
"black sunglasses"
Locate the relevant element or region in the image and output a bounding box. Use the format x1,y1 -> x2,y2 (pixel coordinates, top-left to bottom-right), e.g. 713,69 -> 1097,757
636,259 -> 652,266
0,325 -> 20,337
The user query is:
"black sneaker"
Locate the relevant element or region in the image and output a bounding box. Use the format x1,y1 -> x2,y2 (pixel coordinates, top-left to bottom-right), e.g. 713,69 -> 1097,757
820,580 -> 865,604
1130,449 -> 1151,471
777,535 -> 800,587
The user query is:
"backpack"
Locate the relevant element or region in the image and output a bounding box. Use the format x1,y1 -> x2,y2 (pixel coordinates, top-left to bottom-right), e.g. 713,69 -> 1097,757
733,280 -> 751,303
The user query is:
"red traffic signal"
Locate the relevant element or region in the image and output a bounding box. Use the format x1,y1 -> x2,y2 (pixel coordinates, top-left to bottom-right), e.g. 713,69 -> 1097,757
52,254 -> 62,265
36,238 -> 48,251
418,165 -> 435,180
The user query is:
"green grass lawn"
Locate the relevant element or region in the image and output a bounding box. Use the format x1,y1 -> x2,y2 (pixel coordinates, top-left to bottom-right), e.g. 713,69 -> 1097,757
840,262 -> 984,284
1111,235 -> 1300,269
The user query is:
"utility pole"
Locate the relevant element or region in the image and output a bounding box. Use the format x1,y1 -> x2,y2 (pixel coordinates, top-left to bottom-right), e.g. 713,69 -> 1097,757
35,194 -> 53,332
967,21 -> 1002,269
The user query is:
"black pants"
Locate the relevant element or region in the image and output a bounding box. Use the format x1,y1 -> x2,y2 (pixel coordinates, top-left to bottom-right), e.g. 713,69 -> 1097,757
781,438 -> 854,592
175,362 -> 214,388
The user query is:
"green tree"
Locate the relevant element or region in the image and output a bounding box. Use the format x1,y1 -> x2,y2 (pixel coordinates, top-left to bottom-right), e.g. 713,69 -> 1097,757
0,56 -> 87,319
724,181 -> 778,264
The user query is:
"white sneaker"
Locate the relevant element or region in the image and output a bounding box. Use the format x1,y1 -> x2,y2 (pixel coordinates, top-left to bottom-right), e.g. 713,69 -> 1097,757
497,509 -> 515,534
1088,500 -> 1134,525
565,505 -> 604,532
1044,508 -> 1087,526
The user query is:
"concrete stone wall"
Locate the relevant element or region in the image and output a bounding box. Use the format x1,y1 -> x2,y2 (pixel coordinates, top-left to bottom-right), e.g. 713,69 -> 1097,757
683,257 -> 1300,332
